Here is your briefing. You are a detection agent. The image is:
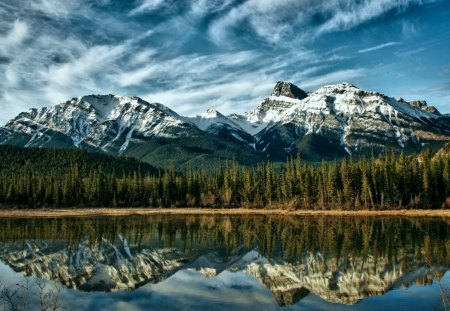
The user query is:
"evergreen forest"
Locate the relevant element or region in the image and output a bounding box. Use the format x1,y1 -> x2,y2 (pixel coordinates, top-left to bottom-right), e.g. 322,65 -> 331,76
0,144 -> 449,210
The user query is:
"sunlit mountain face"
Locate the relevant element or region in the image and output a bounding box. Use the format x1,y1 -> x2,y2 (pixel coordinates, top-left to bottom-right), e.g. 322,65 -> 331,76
0,216 -> 448,307
0,1 -> 449,127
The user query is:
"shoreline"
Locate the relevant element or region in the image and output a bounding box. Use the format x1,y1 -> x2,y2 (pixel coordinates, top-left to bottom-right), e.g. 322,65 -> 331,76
0,208 -> 449,219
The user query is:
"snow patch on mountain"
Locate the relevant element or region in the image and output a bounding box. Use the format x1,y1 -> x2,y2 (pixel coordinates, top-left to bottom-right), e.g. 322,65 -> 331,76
189,109 -> 243,132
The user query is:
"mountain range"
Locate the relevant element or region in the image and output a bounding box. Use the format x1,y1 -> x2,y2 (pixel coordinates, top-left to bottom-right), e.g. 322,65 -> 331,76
1,81 -> 449,167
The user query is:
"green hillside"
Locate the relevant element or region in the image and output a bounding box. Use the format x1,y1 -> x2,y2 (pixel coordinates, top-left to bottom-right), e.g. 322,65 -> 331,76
123,134 -> 267,169
0,145 -> 159,177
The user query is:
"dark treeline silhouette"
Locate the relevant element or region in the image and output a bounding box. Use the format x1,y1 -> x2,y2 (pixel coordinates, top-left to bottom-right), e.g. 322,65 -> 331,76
0,144 -> 449,209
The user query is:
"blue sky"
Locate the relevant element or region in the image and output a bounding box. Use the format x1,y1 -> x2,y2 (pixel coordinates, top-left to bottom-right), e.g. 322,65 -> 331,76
0,0 -> 449,124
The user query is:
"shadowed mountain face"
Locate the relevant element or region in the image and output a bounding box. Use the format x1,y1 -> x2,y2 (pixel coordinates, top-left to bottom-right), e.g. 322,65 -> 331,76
1,82 -> 449,166
0,216 -> 447,307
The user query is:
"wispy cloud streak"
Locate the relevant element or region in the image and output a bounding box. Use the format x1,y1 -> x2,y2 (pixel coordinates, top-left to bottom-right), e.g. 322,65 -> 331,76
128,0 -> 165,16
358,42 -> 399,53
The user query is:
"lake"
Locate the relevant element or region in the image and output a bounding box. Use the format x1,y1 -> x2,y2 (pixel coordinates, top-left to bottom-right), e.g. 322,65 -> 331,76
0,215 -> 448,310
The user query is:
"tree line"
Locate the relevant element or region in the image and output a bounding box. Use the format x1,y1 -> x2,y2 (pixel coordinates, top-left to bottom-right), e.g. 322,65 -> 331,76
0,144 -> 449,209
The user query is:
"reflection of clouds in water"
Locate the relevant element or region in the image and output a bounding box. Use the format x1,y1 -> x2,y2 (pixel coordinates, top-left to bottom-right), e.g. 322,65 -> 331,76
345,273 -> 450,311
52,270 -> 275,311
107,270 -> 276,311
0,262 -> 19,285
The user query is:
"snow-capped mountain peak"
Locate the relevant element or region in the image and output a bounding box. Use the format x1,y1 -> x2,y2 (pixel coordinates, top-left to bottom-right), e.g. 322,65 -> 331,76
1,94 -> 198,154
198,108 -> 223,119
227,81 -> 309,136
187,108 -> 254,145
77,94 -> 182,122
313,82 -> 360,94
78,94 -> 121,121
189,109 -> 236,131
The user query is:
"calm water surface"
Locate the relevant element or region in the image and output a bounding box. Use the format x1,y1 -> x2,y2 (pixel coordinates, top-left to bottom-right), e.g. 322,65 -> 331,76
0,215 -> 448,310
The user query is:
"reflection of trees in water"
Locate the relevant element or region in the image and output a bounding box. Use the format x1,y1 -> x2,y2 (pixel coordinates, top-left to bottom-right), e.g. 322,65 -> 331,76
0,216 -> 447,267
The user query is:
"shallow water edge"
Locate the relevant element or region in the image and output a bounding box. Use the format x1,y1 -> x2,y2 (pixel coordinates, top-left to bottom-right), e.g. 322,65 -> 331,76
0,208 -> 449,219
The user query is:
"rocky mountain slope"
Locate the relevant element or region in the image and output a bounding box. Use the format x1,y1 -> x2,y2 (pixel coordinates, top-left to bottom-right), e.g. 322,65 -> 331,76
1,81 -> 449,165
0,95 -> 200,155
225,81 -> 449,160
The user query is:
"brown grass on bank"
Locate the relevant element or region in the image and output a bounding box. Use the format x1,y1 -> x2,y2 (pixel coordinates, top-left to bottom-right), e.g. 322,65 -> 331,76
0,207 -> 448,219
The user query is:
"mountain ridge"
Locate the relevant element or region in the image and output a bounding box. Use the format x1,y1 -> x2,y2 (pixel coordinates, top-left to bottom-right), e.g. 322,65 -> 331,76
1,81 -> 449,166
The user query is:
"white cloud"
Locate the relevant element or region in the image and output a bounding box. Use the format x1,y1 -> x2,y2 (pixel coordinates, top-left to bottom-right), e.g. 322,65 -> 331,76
189,0 -> 233,17
129,0 -> 165,16
117,64 -> 157,88
289,65 -> 331,84
318,1 -> 399,35
401,20 -> 419,38
358,41 -> 399,53
394,46 -> 432,59
29,0 -> 82,18
0,20 -> 28,57
129,49 -> 157,66
0,33 -> 89,124
0,15 -> 157,124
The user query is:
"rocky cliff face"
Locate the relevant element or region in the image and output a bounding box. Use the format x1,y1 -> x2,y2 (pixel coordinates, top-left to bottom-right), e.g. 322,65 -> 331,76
1,82 -> 449,162
271,81 -> 308,99
408,99 -> 440,115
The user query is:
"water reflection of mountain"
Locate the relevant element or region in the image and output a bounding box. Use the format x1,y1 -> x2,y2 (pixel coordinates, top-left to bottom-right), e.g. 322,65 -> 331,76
0,216 -> 448,306
187,250 -> 447,306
